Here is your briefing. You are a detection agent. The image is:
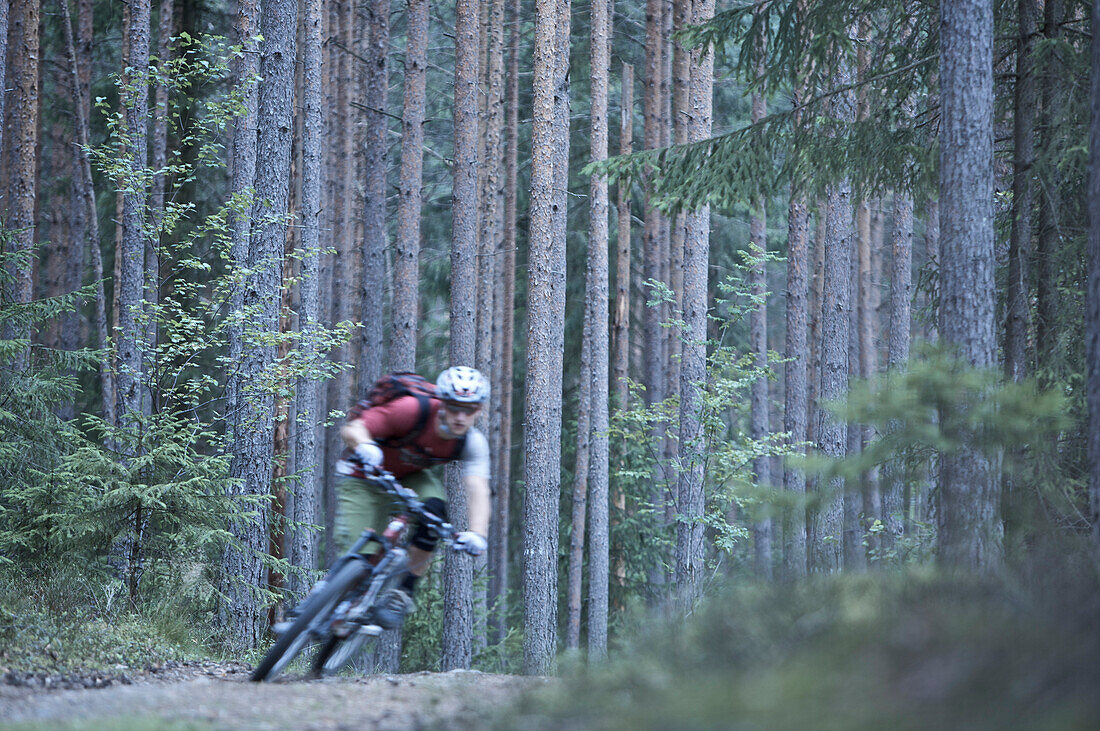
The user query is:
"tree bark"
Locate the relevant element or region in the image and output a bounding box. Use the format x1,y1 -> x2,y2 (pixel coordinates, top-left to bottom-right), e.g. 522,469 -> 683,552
674,0 -> 714,604
844,226 -> 866,572
225,0 -> 298,650
289,0 -> 325,602
937,0 -> 1001,570
523,0 -> 565,674
565,332 -> 590,651
116,0 -> 151,424
488,0 -> 520,645
443,0 -> 481,671
1035,0 -> 1062,374
810,55 -> 855,572
360,0 -> 388,386
612,64 -> 634,411
749,70 -> 771,579
1088,0 -> 1100,559
1005,0 -> 1038,383
5,0 -> 38,350
59,0 -> 115,425
391,0 -> 429,371
884,188 -> 914,544
585,0 -> 611,659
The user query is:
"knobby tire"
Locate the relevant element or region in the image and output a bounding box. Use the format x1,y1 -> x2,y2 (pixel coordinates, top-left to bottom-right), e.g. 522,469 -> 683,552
310,556 -> 407,676
250,559 -> 371,682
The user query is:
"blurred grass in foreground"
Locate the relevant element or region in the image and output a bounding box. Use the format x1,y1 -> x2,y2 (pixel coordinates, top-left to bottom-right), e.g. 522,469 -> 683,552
503,558 -> 1100,729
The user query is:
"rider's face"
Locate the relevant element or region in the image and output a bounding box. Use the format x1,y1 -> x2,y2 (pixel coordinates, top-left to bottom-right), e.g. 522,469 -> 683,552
440,401 -> 480,436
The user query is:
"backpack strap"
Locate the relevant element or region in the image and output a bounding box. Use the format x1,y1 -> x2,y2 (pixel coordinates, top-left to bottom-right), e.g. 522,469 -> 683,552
376,393 -> 433,448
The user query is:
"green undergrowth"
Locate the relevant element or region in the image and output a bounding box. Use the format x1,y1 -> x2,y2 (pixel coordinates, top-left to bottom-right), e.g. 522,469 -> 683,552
506,558 -> 1100,729
0,565 -> 216,678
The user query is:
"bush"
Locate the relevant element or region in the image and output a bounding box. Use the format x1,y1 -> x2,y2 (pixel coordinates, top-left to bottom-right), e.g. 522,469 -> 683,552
504,560 -> 1100,729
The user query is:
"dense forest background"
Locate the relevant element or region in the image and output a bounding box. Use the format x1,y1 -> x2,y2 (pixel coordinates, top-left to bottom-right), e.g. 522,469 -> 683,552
1,0 -> 1099,703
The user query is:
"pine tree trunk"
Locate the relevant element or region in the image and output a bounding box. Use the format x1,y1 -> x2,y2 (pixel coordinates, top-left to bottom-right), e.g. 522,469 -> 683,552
884,188 -> 914,545
59,0 -> 115,425
585,0 -> 611,658
749,78 -> 771,579
116,0 -> 150,424
523,0 -> 565,674
937,0 -> 1001,570
5,0 -> 38,352
810,59 -> 855,572
674,0 -> 713,604
391,0 -> 429,371
360,0 -> 388,385
1088,0 -> 1100,559
443,0 -> 481,672
612,64 -> 633,411
1035,0 -> 1062,374
807,200 -> 827,445
488,0 -> 520,644
565,332 -> 590,651
225,0 -> 298,650
1005,0 -> 1038,383
0,1 -> 8,174
783,185 -> 810,579
289,0 -> 325,602
782,48 -> 810,579
844,229 -> 866,571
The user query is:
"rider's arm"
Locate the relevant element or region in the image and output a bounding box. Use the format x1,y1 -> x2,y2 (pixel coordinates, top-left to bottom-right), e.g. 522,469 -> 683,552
464,474 -> 490,537
341,417 -> 374,448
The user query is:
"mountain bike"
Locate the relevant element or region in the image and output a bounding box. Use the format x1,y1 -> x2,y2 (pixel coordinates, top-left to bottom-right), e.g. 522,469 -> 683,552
250,467 -> 456,682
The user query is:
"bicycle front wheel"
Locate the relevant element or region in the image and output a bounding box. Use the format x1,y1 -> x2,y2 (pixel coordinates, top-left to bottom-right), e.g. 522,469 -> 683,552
250,558 -> 371,682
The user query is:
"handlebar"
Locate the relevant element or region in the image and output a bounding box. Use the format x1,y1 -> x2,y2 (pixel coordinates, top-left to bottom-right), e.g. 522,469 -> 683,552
359,465 -> 457,544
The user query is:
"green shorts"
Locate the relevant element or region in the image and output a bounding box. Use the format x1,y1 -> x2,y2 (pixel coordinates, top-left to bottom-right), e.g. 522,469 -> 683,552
334,468 -> 447,554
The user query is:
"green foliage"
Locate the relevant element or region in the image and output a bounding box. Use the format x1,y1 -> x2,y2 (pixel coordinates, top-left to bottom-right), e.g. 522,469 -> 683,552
591,0 -> 939,213
607,251 -> 790,599
502,566 -> 1100,729
0,563 -> 214,677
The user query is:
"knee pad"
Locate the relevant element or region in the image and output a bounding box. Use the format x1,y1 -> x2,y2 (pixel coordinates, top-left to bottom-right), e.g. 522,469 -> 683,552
410,498 -> 449,551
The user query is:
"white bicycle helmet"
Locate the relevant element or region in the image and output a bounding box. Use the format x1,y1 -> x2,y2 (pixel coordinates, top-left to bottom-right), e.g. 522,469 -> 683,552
436,366 -> 490,404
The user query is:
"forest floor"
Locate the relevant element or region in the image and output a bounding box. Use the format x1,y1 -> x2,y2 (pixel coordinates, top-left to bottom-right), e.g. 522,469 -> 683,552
1,663 -> 544,729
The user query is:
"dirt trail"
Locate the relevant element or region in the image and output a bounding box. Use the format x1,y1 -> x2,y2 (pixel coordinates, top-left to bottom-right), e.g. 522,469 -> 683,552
1,667 -> 543,729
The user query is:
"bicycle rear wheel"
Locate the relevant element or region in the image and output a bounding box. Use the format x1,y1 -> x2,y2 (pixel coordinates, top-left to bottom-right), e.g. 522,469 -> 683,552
250,558 -> 371,682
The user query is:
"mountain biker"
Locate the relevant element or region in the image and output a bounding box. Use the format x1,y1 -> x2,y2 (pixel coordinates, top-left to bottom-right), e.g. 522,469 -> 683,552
335,365 -> 491,630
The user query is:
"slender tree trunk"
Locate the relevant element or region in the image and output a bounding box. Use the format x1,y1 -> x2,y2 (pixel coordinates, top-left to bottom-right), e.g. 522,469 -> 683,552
807,200 -> 827,445
810,56 -> 855,572
4,0 -> 37,364
225,0 -> 298,650
289,0 -> 325,602
565,333 -> 591,651
585,0 -> 611,658
1035,0 -> 1062,374
1087,0 -> 1100,558
59,0 -> 115,424
116,0 -> 151,425
360,0 -> 388,385
488,0 -> 520,646
782,42 -> 810,578
844,230 -> 866,572
749,71 -> 771,579
937,0 -> 1000,570
0,1 -> 8,180
1005,0 -> 1038,383
612,64 -> 633,411
783,187 -> 810,579
443,0 -> 481,671
391,0 -> 429,371
523,0 -> 565,674
673,0 -> 714,604
884,187 -> 914,545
